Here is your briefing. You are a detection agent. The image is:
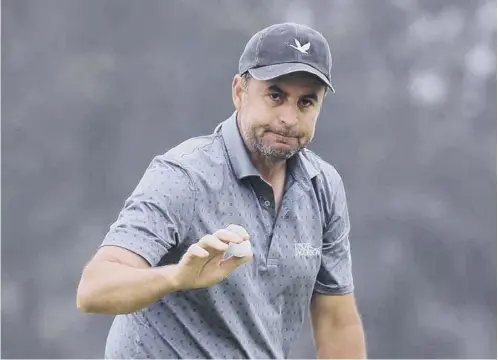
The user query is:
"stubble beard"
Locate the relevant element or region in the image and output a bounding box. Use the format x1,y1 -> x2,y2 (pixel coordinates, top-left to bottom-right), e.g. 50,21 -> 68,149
242,126 -> 304,164
254,138 -> 301,163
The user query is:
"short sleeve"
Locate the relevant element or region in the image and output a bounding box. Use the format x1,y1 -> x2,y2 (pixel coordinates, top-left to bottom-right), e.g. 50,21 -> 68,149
314,178 -> 354,295
100,157 -> 196,266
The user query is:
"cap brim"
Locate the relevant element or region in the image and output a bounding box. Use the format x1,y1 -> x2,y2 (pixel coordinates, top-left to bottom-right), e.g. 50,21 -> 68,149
248,63 -> 335,93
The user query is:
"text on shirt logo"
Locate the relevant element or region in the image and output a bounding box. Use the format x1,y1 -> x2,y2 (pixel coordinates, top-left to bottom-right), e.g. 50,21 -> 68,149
294,243 -> 320,257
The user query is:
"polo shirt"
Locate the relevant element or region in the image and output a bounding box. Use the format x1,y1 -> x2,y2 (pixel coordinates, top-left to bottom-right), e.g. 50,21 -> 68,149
101,112 -> 354,359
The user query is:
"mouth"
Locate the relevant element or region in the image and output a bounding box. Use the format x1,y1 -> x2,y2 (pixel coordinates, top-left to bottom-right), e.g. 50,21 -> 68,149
265,131 -> 297,146
269,132 -> 290,140
268,130 -> 296,138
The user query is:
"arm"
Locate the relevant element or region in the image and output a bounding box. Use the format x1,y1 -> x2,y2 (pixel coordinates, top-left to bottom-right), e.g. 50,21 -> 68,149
310,293 -> 366,359
77,246 -> 181,314
312,174 -> 366,358
76,157 -> 195,314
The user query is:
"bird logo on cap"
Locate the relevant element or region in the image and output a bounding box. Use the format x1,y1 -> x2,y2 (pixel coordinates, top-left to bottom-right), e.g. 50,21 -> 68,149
289,39 -> 310,54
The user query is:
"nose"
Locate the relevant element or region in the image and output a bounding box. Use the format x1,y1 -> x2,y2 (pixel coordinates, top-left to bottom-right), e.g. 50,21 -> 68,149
277,102 -> 299,127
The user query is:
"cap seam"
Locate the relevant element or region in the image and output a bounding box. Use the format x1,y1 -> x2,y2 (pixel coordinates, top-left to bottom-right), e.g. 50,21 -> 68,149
294,23 -> 303,63
254,28 -> 269,70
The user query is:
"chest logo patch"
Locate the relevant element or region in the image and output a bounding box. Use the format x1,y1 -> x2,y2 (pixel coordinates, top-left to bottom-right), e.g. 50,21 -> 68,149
294,243 -> 321,257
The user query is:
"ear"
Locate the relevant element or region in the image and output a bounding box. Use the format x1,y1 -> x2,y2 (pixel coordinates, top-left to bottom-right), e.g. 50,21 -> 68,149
232,74 -> 244,112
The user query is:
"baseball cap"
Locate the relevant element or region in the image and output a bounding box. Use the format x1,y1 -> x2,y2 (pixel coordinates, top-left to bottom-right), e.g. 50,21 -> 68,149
239,22 -> 335,93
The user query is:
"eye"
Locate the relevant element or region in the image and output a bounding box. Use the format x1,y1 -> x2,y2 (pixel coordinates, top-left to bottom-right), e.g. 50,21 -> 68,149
268,92 -> 283,102
299,98 -> 314,108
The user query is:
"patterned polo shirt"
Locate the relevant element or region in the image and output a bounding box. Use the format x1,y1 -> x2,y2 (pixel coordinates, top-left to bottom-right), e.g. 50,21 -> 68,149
101,112 -> 354,359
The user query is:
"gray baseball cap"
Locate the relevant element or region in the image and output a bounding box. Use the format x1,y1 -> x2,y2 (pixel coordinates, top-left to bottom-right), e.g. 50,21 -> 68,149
239,22 -> 335,93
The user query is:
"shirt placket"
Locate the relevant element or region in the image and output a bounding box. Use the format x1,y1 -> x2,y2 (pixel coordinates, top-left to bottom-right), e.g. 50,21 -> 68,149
248,179 -> 277,267
251,175 -> 306,269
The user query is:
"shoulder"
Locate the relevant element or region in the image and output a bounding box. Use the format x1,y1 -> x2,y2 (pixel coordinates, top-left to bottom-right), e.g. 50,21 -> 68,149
145,130 -> 227,192
129,132 -> 225,214
300,148 -> 344,192
299,148 -> 349,226
152,130 -> 225,171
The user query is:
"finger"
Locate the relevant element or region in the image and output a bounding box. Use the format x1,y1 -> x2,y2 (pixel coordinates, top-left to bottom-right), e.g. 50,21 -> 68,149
181,244 -> 209,264
226,224 -> 250,240
197,234 -> 229,252
213,229 -> 243,244
219,253 -> 253,273
186,243 -> 210,258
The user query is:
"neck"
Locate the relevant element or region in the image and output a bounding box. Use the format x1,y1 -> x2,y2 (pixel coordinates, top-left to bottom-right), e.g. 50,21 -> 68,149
249,152 -> 286,184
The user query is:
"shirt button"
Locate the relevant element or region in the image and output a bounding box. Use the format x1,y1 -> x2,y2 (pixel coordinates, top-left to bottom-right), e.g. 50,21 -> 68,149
264,200 -> 271,207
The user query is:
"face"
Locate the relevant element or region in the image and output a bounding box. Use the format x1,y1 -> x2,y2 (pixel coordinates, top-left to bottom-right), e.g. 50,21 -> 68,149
232,71 -> 326,164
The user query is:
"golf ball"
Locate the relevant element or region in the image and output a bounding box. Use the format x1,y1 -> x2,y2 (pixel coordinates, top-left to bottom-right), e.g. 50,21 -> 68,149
228,240 -> 252,257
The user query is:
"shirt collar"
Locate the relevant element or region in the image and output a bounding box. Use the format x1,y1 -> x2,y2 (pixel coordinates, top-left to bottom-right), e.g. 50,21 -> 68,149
219,112 -> 260,179
217,111 -> 320,182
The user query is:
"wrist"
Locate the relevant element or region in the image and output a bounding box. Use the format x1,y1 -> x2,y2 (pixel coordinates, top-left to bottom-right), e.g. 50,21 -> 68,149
154,264 -> 183,294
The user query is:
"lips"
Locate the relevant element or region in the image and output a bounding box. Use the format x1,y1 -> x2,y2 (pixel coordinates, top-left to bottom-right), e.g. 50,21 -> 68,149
268,130 -> 296,138
272,132 -> 290,137
267,131 -> 297,145
270,132 -> 290,140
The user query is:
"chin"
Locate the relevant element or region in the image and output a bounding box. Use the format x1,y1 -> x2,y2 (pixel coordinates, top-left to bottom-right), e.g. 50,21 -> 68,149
259,146 -> 299,161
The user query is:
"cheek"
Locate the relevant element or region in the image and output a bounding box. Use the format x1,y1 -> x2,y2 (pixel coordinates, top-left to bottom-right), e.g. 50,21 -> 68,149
296,119 -> 317,143
239,114 -> 264,139
303,117 -> 317,134
306,130 -> 315,143
309,121 -> 318,136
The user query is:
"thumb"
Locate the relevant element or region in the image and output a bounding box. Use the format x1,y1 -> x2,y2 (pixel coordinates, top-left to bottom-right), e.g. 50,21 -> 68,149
219,253 -> 253,274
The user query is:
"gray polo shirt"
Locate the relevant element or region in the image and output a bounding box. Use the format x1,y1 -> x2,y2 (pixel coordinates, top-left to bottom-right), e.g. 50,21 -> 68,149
101,112 -> 354,359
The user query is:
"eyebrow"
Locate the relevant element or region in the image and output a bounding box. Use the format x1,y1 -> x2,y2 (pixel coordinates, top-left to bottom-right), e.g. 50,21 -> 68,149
267,84 -> 319,101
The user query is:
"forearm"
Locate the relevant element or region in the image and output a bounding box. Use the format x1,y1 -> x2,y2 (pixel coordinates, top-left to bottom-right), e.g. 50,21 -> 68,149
77,261 -> 180,315
314,321 -> 366,359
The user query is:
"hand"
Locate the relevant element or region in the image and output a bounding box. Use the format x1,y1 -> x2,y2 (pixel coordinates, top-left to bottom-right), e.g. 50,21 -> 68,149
172,224 -> 253,290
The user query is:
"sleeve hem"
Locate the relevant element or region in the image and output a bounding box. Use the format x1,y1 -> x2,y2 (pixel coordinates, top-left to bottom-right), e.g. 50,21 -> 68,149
313,284 -> 354,296
100,229 -> 167,266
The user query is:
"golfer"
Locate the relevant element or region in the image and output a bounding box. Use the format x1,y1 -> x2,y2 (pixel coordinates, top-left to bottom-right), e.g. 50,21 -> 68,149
77,22 -> 366,359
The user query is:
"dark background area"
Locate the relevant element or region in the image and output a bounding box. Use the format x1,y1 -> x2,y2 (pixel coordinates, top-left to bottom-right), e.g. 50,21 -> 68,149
2,0 -> 496,358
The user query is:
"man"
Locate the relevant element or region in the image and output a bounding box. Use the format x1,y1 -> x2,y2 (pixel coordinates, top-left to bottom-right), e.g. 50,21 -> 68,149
77,22 -> 366,359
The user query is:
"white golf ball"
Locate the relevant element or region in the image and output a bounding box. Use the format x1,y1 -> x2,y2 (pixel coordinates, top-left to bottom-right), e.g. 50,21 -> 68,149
228,240 -> 252,257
